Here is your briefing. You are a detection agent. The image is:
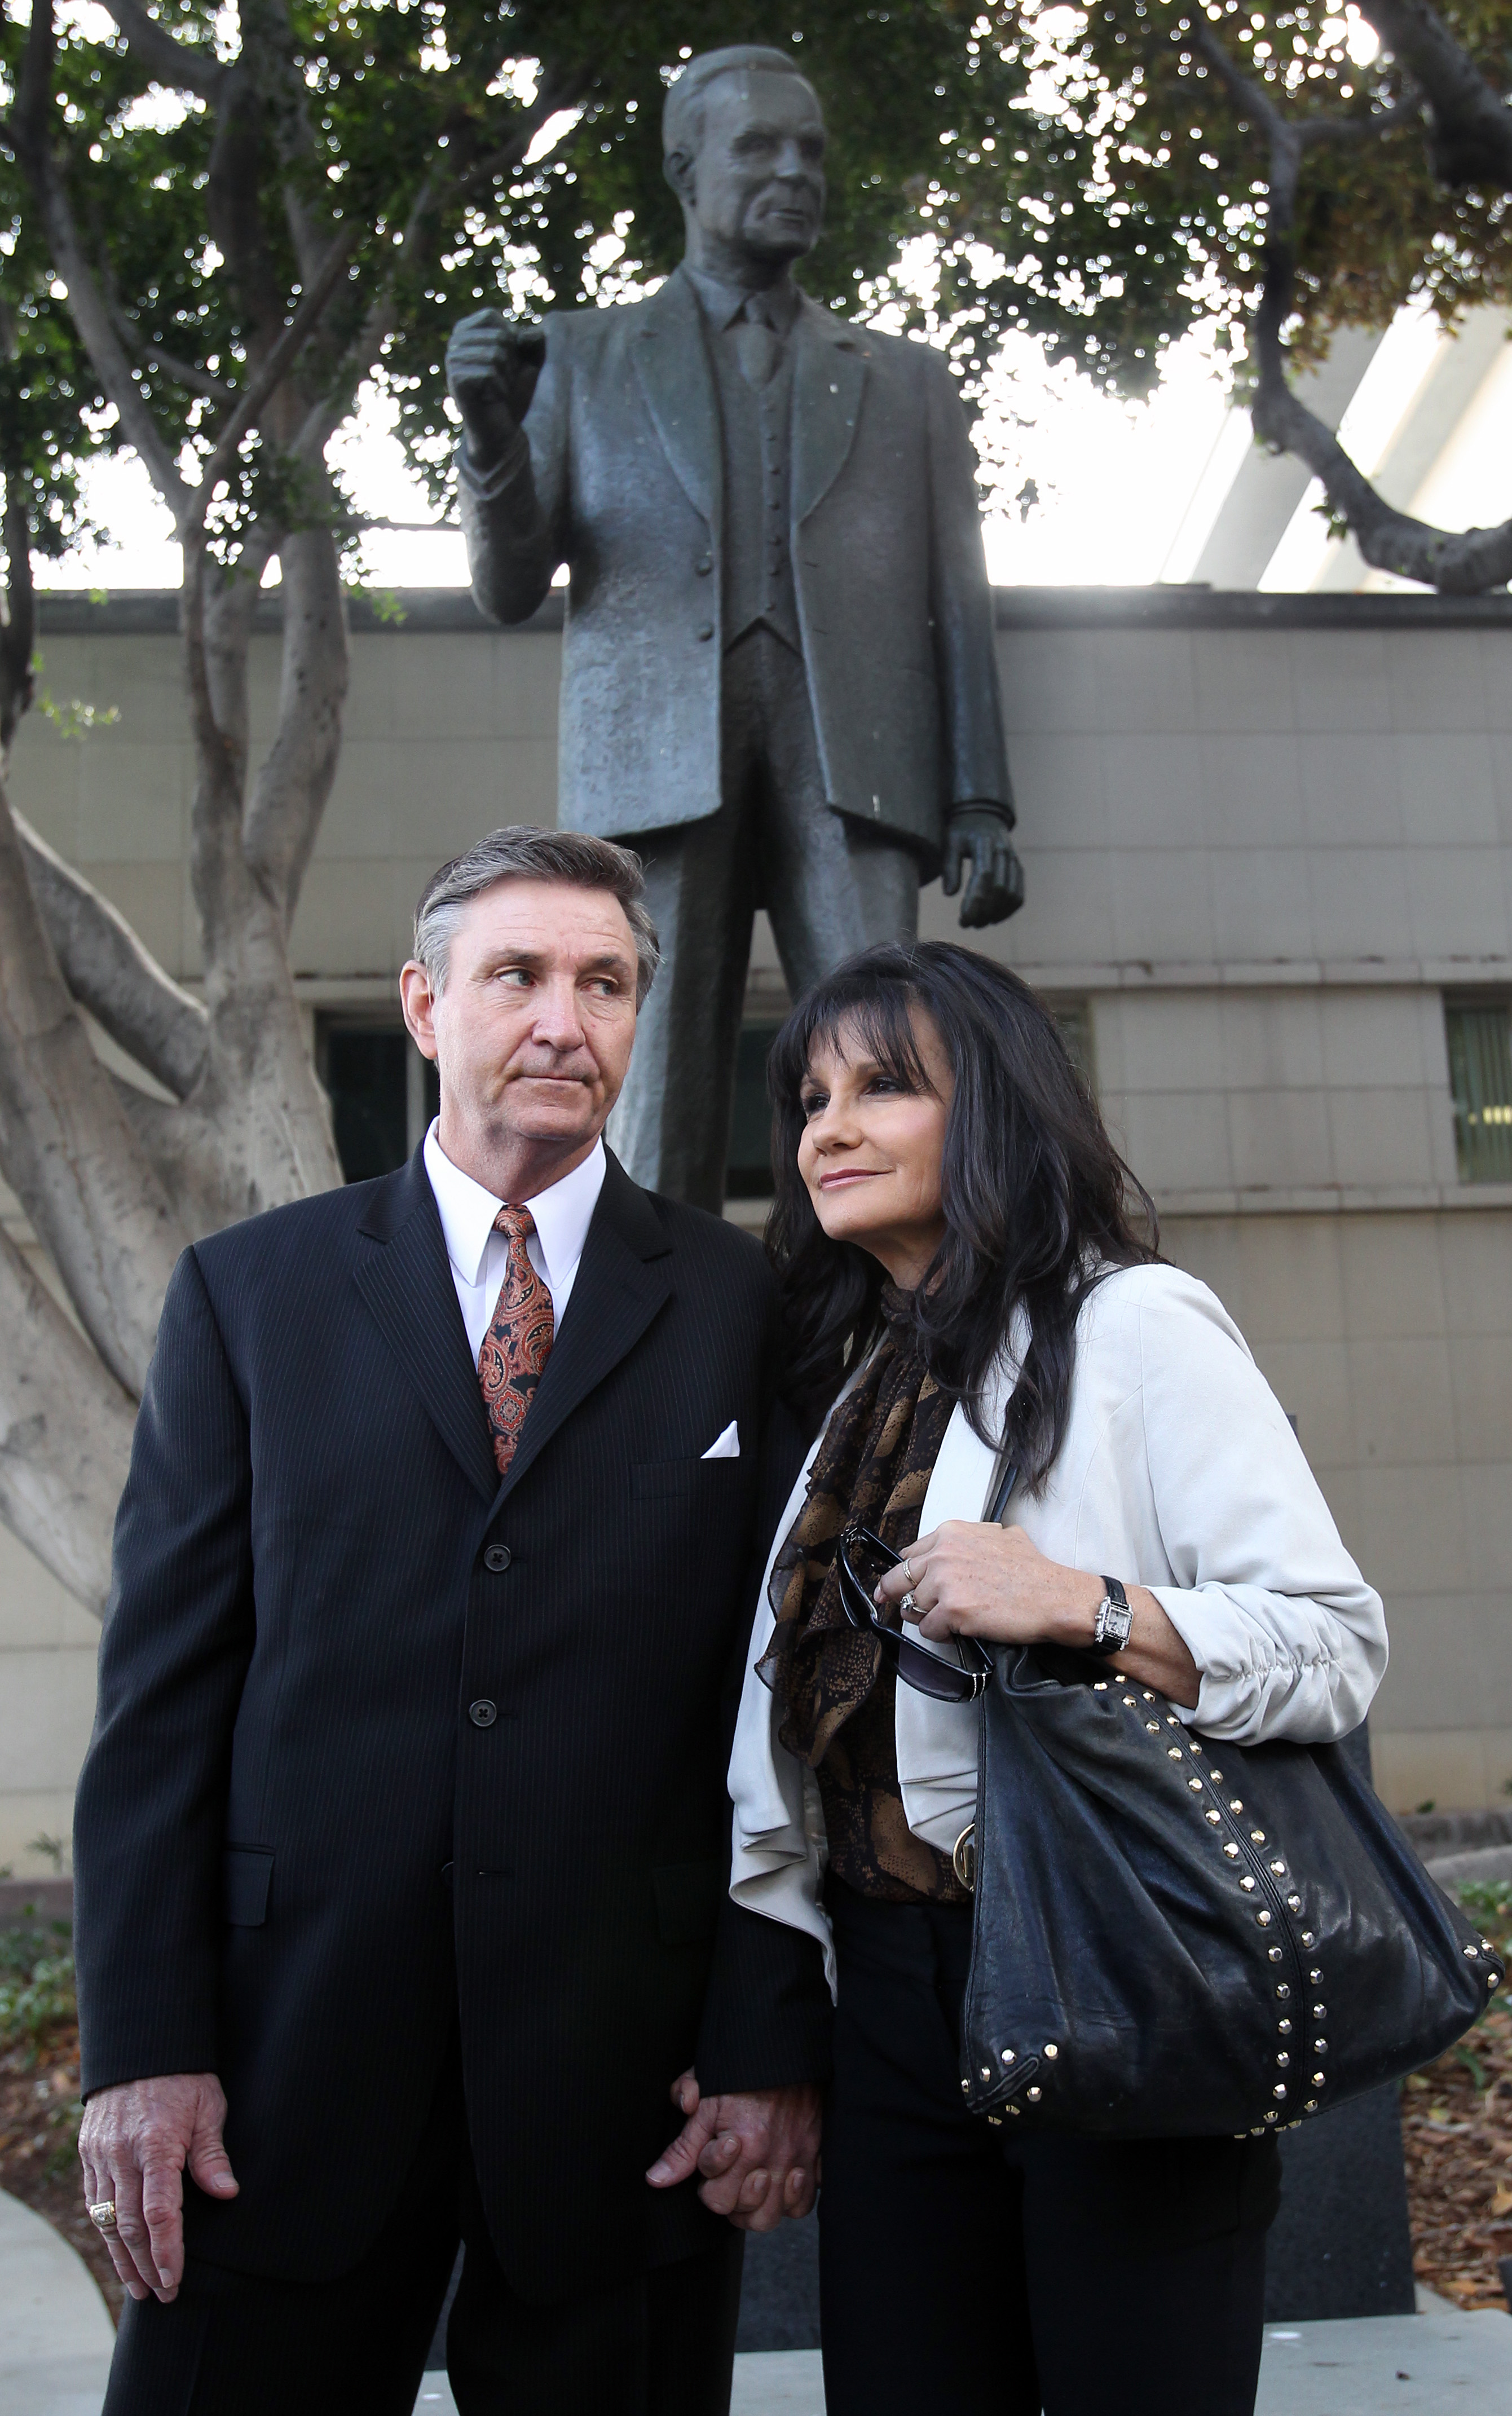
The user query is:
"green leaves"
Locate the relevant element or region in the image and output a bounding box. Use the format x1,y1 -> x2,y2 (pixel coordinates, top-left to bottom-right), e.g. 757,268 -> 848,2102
973,1 -> 1511,402
6,0 -> 1506,563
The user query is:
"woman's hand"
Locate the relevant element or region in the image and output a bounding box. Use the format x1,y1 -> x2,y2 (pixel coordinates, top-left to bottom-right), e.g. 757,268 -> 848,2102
874,1522 -> 1201,1709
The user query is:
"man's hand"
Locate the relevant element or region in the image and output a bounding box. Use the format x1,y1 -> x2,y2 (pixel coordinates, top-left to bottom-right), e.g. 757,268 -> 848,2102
78,2073 -> 238,2304
445,310 -> 546,471
941,804 -> 1024,927
647,2070 -> 822,2233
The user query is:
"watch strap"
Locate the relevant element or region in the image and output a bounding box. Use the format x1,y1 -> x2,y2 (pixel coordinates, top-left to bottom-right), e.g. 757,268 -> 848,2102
1090,1575 -> 1132,1657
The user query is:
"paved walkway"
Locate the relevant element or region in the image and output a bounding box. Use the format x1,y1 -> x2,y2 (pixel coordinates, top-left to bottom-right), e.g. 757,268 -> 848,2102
420,2300 -> 1512,2413
0,2189 -> 114,2416
3,2188 -> 1510,2415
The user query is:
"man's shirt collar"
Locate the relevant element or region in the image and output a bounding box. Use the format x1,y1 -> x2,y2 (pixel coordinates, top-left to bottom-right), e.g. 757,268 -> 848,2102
422,1123 -> 607,1291
682,262 -> 802,338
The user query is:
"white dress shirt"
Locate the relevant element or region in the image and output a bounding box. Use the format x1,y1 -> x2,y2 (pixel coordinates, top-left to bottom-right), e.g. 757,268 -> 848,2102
422,1122 -> 606,1364
727,1260 -> 1388,1997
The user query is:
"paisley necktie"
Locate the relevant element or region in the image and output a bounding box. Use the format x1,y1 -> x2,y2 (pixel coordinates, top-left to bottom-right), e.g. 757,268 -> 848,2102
478,1205 -> 554,1477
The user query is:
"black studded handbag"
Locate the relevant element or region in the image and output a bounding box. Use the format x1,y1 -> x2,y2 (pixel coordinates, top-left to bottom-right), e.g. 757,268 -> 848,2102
956,1482 -> 1505,2140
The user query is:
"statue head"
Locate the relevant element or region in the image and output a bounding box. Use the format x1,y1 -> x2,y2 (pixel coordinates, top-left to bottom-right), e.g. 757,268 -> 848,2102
662,45 -> 826,280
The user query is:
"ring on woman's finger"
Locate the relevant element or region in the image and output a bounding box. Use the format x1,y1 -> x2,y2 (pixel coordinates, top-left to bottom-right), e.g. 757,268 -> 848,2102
900,1591 -> 918,1621
88,2201 -> 118,2233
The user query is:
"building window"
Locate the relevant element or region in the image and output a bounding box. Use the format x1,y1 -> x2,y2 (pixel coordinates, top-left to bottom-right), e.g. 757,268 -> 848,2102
1047,997 -> 1096,1091
1446,998 -> 1512,1183
727,1022 -> 782,1200
316,1016 -> 438,1183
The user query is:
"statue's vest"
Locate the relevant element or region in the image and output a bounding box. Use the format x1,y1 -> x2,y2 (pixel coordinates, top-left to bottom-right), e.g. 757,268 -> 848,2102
704,324 -> 802,656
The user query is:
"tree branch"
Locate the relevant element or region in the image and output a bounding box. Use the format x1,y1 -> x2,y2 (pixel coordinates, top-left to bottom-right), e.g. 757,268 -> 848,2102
105,298 -> 236,405
205,61 -> 292,372
0,477 -> 37,764
186,225 -> 360,537
1355,0 -> 1512,187
1184,14 -> 1512,591
288,69 -> 590,473
0,1220 -> 135,1611
11,812 -> 209,1099
14,3 -> 195,525
1249,252 -> 1512,588
102,0 -> 225,103
240,0 -> 340,292
241,521 -> 347,928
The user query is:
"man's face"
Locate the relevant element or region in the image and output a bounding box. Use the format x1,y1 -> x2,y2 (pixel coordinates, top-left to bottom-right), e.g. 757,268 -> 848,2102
401,878 -> 640,1165
687,71 -> 826,266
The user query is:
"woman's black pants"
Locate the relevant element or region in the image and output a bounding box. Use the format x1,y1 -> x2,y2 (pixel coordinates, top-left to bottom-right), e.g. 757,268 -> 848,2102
819,1881 -> 1282,2416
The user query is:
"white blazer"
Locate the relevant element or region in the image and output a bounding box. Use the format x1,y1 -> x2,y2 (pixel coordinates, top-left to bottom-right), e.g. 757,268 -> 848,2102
727,1261 -> 1387,1996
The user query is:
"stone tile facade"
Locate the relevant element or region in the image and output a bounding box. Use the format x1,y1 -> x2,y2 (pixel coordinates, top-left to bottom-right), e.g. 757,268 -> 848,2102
3,587 -> 1510,1866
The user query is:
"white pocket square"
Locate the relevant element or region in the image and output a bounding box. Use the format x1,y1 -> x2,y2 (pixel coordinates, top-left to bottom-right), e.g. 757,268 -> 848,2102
701,1420 -> 740,1461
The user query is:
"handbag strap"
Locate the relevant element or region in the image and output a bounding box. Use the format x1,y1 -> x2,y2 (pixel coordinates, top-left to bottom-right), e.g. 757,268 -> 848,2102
987,1457 -> 1019,1526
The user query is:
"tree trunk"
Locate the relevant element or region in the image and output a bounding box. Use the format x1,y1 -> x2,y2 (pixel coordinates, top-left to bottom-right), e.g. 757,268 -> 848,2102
0,768 -> 186,1396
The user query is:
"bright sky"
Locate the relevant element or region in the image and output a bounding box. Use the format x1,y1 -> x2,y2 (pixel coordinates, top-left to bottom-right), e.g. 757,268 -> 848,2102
28,1 -> 1507,599
42,327 -> 1243,594
44,296 -> 1510,599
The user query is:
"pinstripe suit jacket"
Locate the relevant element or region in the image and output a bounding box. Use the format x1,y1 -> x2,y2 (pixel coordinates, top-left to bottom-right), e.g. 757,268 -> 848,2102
72,1147 -> 826,2297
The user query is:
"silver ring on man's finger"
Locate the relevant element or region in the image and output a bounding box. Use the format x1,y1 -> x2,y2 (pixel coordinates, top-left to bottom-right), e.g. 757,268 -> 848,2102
89,2201 -> 118,2233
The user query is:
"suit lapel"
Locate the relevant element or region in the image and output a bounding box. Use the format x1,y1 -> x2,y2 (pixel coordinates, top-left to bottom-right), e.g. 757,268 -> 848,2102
791,299 -> 867,526
491,1152 -> 673,1509
352,1153 -> 499,1504
631,270 -> 721,538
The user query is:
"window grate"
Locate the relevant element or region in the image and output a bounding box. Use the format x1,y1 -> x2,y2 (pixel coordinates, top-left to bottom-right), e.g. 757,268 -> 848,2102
316,1016 -> 438,1183
1445,1000 -> 1512,1184
1047,998 -> 1096,1092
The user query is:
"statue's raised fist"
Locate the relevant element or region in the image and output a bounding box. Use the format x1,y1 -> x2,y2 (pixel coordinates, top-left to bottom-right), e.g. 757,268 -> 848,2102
446,311 -> 547,471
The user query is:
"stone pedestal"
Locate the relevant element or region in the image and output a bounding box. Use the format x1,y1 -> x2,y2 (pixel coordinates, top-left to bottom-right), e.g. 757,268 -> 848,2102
1264,2085 -> 1416,2320
1265,1720 -> 1416,2318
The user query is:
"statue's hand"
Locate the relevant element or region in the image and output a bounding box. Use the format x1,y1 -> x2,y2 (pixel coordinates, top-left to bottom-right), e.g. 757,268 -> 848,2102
446,310 -> 546,471
942,805 -> 1024,928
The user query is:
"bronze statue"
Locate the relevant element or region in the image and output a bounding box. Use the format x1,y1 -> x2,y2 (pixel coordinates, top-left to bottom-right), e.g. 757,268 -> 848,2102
447,43 -> 1021,1208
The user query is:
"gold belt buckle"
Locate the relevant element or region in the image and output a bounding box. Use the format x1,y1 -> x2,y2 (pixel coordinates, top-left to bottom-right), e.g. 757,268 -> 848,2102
953,1822 -> 976,1892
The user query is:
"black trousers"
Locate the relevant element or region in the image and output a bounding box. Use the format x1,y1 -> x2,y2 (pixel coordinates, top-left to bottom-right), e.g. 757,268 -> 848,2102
608,625 -> 919,1210
819,1882 -> 1280,2416
103,2043 -> 743,2416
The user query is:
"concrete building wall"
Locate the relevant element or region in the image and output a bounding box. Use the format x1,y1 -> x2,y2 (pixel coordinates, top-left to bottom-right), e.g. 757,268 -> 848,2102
3,587 -> 1510,1870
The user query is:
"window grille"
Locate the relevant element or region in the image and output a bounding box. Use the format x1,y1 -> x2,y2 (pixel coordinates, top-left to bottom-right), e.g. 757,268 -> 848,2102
316,1016 -> 438,1183
1445,999 -> 1512,1184
1048,997 -> 1096,1091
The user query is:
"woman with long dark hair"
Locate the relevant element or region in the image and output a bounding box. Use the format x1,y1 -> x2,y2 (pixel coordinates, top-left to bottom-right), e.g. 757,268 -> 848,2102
727,941 -> 1386,2416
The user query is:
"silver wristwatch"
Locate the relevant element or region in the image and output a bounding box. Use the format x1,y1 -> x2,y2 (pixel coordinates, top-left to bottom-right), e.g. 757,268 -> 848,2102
1090,1575 -> 1132,1658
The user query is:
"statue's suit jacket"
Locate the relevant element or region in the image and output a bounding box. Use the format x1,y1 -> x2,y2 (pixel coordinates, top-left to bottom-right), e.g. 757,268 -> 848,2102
461,266 -> 1012,865
72,1148 -> 825,2298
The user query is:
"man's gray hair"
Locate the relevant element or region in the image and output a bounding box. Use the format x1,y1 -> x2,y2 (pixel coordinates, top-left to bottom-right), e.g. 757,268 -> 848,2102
662,45 -> 814,164
413,827 -> 660,1004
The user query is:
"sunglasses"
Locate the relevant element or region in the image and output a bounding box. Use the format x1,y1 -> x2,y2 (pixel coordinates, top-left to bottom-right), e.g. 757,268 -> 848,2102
835,1523 -> 994,1703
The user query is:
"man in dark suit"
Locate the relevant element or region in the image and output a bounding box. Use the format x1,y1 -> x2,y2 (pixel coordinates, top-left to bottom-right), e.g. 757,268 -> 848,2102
72,826 -> 830,2415
447,43 -> 1022,1211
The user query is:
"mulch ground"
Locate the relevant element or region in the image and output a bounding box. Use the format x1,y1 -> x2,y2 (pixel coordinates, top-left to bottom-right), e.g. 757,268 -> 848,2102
1402,1989 -> 1512,2309
0,2016 -> 124,2318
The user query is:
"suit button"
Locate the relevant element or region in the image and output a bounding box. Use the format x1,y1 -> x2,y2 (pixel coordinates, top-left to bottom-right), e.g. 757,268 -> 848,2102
695,555 -> 712,575
697,622 -> 714,641
483,1544 -> 512,1573
469,1699 -> 498,1728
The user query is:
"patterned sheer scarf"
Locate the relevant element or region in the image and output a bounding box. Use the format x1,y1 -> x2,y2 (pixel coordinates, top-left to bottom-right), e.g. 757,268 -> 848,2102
757,1284 -> 964,1902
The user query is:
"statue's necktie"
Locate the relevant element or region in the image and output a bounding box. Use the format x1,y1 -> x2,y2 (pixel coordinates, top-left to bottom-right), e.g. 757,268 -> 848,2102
735,294 -> 782,388
478,1206 -> 554,1477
